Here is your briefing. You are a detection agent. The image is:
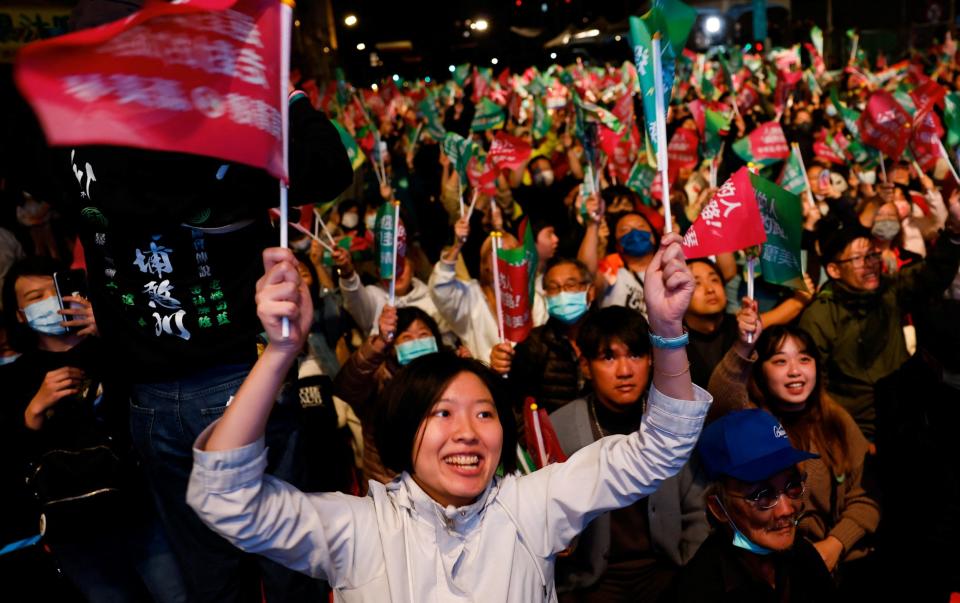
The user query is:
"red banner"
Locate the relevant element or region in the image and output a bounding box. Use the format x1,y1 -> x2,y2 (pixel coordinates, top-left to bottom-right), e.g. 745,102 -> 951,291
910,111 -> 945,172
813,129 -> 846,165
910,79 -> 946,126
15,0 -> 286,180
667,127 -> 700,172
488,132 -> 532,171
497,256 -> 533,342
857,90 -> 913,160
681,167 -> 767,258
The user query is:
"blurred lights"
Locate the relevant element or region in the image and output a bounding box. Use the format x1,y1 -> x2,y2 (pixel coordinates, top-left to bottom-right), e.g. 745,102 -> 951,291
491,57 -> 499,65
344,14 -> 357,27
356,42 -> 366,51
371,83 -> 379,91
471,19 -> 489,31
573,29 -> 600,40
392,74 -> 400,82
704,16 -> 722,34
448,64 -> 456,72
550,52 -> 557,60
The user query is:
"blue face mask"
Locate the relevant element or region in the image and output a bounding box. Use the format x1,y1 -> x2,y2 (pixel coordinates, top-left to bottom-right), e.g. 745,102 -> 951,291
23,296 -> 68,336
396,336 -> 438,366
546,290 -> 589,324
715,497 -> 773,555
0,353 -> 20,366
619,229 -> 656,258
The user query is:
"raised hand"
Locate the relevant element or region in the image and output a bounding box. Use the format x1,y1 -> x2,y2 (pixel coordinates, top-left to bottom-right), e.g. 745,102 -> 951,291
255,247 -> 313,354
735,297 -> 762,354
946,187 -> 960,235
332,246 -> 354,278
489,342 -> 515,375
643,232 -> 694,338
378,304 -> 398,344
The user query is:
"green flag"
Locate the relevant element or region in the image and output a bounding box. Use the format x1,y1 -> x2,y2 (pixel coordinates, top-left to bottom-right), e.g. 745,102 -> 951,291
417,98 -> 446,141
453,63 -> 471,87
750,173 -> 806,290
331,119 -> 365,171
532,96 -> 552,140
777,150 -> 806,196
471,98 -> 506,132
628,0 -> 697,156
443,133 -> 481,187
945,91 -> 960,147
810,25 -> 823,57
374,203 -> 399,280
703,107 -> 731,159
625,161 -> 657,201
829,87 -> 862,138
572,91 -> 624,133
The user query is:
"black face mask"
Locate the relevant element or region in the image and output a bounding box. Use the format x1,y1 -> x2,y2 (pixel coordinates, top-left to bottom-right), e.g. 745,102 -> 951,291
795,122 -> 813,134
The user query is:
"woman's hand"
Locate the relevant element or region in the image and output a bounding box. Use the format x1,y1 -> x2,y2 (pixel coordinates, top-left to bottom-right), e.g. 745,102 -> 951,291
644,232 -> 694,338
255,247 -> 313,356
377,304 -> 398,345
59,295 -> 98,337
813,536 -> 844,572
332,246 -> 354,279
735,297 -> 762,354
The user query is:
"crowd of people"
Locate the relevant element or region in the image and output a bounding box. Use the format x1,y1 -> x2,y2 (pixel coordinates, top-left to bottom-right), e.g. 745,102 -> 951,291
2,3 -> 960,603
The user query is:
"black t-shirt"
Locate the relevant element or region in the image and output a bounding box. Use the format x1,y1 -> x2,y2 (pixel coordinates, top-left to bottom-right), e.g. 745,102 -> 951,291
686,313 -> 740,388
63,100 -> 353,382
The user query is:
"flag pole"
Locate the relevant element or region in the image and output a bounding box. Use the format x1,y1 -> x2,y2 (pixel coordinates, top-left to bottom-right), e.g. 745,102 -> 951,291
936,138 -> 960,183
878,151 -> 888,183
529,402 -> 549,468
490,230 -> 506,343
745,256 -> 756,344
279,0 -> 295,339
652,33 -> 672,233
792,142 -> 817,208
388,200 -> 401,305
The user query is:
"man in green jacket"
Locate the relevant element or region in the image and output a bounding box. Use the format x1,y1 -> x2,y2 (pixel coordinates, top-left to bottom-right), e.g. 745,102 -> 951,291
799,190 -> 960,441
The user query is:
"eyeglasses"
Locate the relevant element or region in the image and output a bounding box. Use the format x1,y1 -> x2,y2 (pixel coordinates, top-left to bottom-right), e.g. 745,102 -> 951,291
544,281 -> 590,296
727,473 -> 807,510
834,252 -> 882,268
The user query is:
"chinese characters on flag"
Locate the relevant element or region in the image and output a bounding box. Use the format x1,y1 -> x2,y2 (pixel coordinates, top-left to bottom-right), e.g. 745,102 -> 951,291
15,0 -> 286,180
682,167 -> 767,258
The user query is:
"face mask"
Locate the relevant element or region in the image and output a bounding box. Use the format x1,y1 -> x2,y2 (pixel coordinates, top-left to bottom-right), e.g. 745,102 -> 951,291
341,212 -> 359,229
23,296 -> 68,336
829,172 -> 848,194
396,336 -> 438,366
859,170 -> 876,185
365,213 -> 377,230
619,229 -> 656,257
0,353 -> 20,366
871,219 -> 901,241
546,290 -> 589,324
714,497 -> 773,556
533,170 -> 554,187
825,103 -> 838,117
291,236 -> 311,252
795,122 -> 812,134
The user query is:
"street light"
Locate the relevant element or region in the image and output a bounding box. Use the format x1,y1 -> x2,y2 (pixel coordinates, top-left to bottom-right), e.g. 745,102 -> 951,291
344,14 -> 358,27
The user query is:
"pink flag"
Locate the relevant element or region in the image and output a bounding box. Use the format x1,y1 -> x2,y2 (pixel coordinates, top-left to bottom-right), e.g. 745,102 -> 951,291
15,0 -> 286,180
857,90 -> 913,160
667,127 -> 700,173
682,167 -> 767,258
488,132 -> 533,171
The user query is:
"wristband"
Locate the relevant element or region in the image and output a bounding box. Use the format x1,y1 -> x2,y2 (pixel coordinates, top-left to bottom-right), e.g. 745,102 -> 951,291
649,329 -> 689,349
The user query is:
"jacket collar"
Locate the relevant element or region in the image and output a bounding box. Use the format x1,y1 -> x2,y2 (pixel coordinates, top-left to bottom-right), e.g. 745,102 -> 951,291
388,472 -> 499,533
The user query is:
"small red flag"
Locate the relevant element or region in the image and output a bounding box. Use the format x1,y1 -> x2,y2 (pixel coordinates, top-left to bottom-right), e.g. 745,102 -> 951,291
682,167 -> 767,258
857,90 -> 913,160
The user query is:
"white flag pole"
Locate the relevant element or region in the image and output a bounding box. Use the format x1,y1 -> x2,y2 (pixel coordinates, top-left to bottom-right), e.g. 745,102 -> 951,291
279,0 -> 295,339
936,138 -> 960,183
879,151 -> 888,183
745,256 -> 756,344
652,33 -> 672,233
388,200 -> 401,305
490,230 -> 506,343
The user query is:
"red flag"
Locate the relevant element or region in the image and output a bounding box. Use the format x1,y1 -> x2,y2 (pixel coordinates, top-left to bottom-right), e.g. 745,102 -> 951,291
522,398 -> 568,469
910,79 -> 946,125
681,167 -> 767,258
599,125 -> 639,183
488,132 -> 532,171
857,90 -> 913,159
910,111 -> 946,171
688,99 -> 706,137
496,220 -> 537,343
813,129 -> 846,165
667,127 -> 700,174
15,0 -> 286,180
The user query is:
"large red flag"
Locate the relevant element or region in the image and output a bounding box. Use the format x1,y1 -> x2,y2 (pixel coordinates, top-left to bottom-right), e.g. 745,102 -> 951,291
910,111 -> 946,172
682,167 -> 767,258
857,90 -> 913,160
667,127 -> 700,173
910,79 -> 946,126
15,0 -> 286,180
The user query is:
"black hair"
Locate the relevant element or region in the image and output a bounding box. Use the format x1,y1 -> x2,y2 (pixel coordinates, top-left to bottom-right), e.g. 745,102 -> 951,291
294,253 -> 321,307
374,351 -> 518,475
542,256 -> 592,285
2,255 -> 66,353
396,306 -> 443,345
686,257 -> 725,284
577,306 -> 651,361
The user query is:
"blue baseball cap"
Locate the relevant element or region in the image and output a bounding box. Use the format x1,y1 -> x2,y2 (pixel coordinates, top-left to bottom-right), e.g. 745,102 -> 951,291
698,409 -> 819,483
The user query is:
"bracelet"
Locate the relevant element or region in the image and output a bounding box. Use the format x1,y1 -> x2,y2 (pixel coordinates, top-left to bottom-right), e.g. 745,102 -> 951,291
649,329 -> 689,349
654,363 -> 691,377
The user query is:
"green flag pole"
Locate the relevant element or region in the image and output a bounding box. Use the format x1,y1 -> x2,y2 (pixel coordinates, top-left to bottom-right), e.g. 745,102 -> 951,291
652,33 -> 672,233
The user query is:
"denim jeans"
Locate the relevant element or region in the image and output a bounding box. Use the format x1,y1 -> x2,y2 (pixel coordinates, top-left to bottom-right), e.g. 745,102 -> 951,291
130,363 -> 327,603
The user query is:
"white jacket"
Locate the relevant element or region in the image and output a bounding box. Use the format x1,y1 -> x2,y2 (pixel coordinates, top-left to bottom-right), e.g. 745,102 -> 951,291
340,272 -> 446,336
187,385 -> 712,602
427,259 -> 547,362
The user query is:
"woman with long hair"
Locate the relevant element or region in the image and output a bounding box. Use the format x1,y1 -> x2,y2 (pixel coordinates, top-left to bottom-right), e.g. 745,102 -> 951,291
707,298 -> 880,586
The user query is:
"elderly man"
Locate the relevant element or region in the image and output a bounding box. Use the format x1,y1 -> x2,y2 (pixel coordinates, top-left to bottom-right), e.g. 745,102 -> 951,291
662,409 -> 837,602
798,191 -> 960,440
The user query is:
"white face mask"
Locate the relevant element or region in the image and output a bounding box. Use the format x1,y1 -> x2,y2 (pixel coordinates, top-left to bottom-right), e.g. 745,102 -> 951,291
825,103 -> 838,117
365,213 -> 377,230
860,170 -> 876,185
23,295 -> 68,336
0,353 -> 20,366
340,212 -> 359,229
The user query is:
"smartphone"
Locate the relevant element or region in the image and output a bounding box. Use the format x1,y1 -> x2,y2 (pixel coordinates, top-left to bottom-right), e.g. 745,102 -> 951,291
53,269 -> 88,332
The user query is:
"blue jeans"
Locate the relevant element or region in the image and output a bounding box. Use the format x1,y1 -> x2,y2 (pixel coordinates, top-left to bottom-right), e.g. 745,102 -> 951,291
130,363 -> 327,603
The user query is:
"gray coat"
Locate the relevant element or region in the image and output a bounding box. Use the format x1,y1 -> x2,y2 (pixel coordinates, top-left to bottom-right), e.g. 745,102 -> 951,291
550,396 -> 710,592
